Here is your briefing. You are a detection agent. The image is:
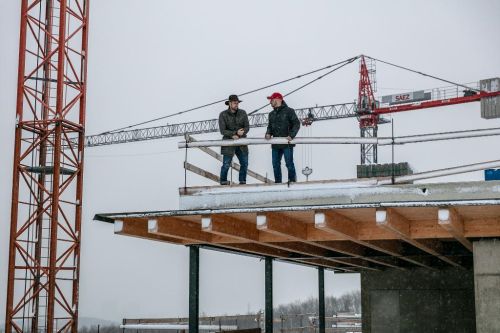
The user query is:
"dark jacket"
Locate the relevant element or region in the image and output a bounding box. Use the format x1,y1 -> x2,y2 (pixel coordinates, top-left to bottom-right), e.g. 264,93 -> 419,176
218,108 -> 250,156
266,101 -> 301,148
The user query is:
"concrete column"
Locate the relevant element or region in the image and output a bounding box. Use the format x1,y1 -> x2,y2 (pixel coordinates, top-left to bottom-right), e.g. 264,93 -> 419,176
474,239 -> 500,332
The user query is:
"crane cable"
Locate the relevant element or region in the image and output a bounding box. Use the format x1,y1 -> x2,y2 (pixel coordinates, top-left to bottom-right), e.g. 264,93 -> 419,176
364,55 -> 481,93
95,56 -> 359,135
249,56 -> 359,115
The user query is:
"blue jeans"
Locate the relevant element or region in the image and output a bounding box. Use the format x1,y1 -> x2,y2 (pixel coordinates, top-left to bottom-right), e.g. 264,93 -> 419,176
220,147 -> 248,184
272,146 -> 296,183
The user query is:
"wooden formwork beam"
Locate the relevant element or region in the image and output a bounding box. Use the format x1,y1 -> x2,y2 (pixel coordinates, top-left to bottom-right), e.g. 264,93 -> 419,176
314,240 -> 402,269
200,214 -> 353,272
438,208 -> 473,251
115,218 -> 183,244
107,204 -> 500,271
202,214 -> 259,241
314,210 -> 434,269
149,218 -> 212,243
184,161 -> 220,183
376,208 -> 463,268
256,213 -> 379,271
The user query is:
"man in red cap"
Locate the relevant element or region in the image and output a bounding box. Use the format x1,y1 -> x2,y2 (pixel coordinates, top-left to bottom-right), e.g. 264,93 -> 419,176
218,94 -> 249,185
265,92 -> 301,183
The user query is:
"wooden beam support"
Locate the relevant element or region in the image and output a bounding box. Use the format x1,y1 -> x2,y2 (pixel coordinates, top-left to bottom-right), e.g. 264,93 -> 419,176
184,161 -> 220,183
257,212 -> 307,239
200,215 -> 351,271
438,208 -> 473,251
314,210 -> 358,238
292,244 -> 378,271
202,215 -> 259,242
298,258 -> 356,272
114,219 -> 184,244
149,217 -> 212,243
257,213 -> 378,271
464,217 -> 500,237
148,217 -> 240,244
311,212 -> 500,241
217,242 -> 295,258
315,211 -> 432,269
314,240 -> 402,269
376,208 -> 462,268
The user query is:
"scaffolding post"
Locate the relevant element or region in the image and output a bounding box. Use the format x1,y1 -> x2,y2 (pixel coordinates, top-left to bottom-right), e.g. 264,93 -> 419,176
189,246 -> 200,333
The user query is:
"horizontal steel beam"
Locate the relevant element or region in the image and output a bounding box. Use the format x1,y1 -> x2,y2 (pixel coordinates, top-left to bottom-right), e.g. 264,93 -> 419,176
178,127 -> 500,148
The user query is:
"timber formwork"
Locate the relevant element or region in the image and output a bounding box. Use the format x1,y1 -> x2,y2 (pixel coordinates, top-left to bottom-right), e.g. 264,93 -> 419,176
95,180 -> 500,272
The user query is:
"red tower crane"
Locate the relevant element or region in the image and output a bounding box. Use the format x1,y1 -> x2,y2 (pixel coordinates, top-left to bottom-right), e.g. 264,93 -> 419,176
5,1 -> 89,332
5,2 -> 500,331
357,55 -> 380,165
356,55 -> 500,165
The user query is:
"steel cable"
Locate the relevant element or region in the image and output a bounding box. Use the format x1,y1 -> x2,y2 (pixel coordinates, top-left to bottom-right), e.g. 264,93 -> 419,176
95,56 -> 360,135
364,55 -> 480,93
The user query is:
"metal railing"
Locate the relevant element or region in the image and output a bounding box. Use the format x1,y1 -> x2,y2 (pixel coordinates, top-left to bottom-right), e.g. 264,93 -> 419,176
179,126 -> 500,187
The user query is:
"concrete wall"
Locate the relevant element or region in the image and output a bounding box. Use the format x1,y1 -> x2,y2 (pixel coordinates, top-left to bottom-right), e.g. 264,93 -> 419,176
361,268 -> 475,333
474,239 -> 500,332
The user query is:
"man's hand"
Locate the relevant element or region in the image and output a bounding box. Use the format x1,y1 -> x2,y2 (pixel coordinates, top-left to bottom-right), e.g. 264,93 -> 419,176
286,136 -> 293,142
237,128 -> 245,136
265,134 -> 272,140
232,135 -> 239,140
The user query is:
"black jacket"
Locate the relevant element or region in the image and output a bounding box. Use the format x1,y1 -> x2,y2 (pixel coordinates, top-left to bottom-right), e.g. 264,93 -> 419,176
218,108 -> 249,156
266,101 -> 301,148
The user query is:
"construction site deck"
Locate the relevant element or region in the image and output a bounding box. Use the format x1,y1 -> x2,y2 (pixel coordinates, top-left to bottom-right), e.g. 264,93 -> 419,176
95,179 -> 500,272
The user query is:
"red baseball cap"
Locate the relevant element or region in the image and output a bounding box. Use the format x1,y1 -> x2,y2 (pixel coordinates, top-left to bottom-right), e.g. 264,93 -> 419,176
267,92 -> 283,100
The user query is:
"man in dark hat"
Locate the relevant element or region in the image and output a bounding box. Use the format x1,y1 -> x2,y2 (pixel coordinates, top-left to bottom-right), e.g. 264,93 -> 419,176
265,92 -> 301,183
218,94 -> 250,185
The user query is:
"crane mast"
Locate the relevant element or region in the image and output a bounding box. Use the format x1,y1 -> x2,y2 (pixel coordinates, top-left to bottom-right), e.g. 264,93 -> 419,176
5,1 -> 89,332
357,56 -> 380,165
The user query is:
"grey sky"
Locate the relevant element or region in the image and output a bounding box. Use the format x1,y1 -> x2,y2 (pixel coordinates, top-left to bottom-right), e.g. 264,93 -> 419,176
1,0 -> 500,324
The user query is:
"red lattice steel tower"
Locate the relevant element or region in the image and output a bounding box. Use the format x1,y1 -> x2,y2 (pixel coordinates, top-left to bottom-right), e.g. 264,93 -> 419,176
5,1 -> 89,332
357,55 -> 379,165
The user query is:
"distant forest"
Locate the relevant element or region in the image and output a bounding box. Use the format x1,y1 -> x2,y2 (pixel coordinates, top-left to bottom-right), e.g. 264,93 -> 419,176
78,290 -> 361,333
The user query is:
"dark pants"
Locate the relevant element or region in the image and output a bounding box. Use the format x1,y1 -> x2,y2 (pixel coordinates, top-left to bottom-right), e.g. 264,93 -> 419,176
220,147 -> 248,184
272,146 -> 296,183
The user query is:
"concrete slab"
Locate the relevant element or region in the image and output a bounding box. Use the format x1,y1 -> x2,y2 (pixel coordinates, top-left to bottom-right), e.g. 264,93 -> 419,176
179,180 -> 500,210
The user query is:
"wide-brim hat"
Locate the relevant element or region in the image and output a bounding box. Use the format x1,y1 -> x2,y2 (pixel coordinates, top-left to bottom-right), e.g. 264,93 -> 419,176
225,94 -> 242,105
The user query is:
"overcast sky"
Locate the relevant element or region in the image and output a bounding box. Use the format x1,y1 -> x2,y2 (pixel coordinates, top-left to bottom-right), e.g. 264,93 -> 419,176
1,0 -> 500,324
